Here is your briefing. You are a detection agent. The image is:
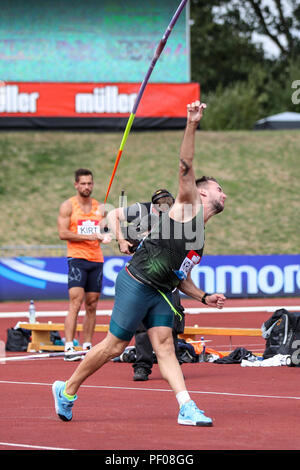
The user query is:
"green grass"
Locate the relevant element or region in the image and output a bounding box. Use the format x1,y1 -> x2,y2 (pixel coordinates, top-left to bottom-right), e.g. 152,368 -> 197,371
0,128 -> 299,256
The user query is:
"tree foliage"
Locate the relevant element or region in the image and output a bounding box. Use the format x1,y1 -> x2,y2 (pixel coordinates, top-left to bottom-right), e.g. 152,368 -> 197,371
190,0 -> 266,93
190,0 -> 300,129
226,0 -> 300,58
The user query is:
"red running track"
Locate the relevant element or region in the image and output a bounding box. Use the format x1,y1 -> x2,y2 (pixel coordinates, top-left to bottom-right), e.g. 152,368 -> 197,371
0,297 -> 299,451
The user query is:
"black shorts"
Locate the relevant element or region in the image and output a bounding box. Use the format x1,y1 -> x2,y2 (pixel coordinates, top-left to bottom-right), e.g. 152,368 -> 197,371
67,258 -> 103,293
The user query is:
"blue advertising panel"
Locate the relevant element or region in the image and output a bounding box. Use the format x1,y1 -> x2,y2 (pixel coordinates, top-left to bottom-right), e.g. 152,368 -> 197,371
0,255 -> 300,301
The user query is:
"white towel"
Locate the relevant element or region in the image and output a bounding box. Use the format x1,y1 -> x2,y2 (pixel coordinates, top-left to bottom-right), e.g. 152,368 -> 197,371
241,354 -> 289,367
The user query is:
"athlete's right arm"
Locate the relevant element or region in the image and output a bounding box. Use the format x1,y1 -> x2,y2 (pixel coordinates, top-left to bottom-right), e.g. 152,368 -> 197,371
57,199 -> 100,242
177,101 -> 206,205
169,101 -> 206,223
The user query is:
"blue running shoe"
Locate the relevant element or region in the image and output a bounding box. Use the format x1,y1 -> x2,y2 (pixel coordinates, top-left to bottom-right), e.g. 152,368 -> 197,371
178,400 -> 213,427
52,381 -> 77,422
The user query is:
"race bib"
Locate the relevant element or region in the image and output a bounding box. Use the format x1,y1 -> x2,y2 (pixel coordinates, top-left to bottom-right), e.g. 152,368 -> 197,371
77,219 -> 100,235
174,250 -> 201,280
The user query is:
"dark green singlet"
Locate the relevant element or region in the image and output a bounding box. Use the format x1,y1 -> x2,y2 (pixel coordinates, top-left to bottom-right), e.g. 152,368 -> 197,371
127,207 -> 205,292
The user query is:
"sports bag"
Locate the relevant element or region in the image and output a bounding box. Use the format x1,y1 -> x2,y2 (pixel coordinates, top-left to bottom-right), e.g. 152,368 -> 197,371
6,327 -> 31,351
262,309 -> 300,364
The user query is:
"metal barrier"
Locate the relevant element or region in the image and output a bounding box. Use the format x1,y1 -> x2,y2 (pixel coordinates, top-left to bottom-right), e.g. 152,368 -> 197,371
0,245 -> 67,257
0,243 -> 118,257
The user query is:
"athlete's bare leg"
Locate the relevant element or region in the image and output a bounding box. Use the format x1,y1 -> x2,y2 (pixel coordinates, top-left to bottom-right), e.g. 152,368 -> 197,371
82,292 -> 99,344
147,326 -> 186,395
64,286 -> 84,343
65,332 -> 129,395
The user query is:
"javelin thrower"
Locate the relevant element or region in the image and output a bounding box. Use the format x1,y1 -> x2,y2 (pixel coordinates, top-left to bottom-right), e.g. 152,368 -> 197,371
52,100 -> 227,427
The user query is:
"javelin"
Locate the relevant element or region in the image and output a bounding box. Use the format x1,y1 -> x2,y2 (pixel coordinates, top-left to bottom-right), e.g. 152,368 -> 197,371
104,0 -> 188,203
0,350 -> 87,362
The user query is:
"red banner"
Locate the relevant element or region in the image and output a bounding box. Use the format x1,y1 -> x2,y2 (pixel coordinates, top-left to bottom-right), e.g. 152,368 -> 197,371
0,82 -> 200,118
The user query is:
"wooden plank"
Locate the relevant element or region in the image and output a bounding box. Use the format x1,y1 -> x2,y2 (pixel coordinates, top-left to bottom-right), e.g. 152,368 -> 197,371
19,322 -> 261,337
182,326 -> 261,337
27,343 -> 83,352
19,322 -> 109,332
21,322 -> 262,352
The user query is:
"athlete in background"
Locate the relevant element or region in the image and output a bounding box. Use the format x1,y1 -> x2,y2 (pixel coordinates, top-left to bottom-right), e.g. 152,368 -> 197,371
58,168 -> 110,360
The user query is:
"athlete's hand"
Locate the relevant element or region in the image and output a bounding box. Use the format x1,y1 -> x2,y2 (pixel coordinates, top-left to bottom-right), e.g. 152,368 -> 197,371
118,239 -> 134,255
204,293 -> 226,309
101,233 -> 112,244
187,101 -> 206,124
95,233 -> 112,244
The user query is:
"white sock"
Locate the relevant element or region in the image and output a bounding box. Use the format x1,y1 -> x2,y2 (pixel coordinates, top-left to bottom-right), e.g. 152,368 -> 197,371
65,341 -> 74,351
83,342 -> 92,350
176,391 -> 191,408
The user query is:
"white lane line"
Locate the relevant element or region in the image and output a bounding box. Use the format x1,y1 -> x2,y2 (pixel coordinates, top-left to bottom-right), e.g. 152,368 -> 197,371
0,441 -> 74,450
0,379 -> 299,401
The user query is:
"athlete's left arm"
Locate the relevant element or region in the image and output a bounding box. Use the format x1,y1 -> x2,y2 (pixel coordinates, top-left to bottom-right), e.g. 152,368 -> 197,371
179,273 -> 226,309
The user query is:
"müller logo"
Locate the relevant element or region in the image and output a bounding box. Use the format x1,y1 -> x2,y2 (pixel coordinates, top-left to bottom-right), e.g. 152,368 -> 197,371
75,86 -> 137,114
0,83 -> 39,113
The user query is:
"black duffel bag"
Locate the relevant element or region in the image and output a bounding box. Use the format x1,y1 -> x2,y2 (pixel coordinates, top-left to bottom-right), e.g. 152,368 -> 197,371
6,328 -> 31,351
262,309 -> 300,365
